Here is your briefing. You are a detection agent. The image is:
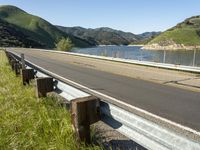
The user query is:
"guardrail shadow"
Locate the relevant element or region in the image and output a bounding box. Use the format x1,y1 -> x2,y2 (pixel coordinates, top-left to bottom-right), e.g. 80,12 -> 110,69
100,102 -> 122,129
97,102 -> 146,150
50,89 -> 71,110
106,140 -> 146,150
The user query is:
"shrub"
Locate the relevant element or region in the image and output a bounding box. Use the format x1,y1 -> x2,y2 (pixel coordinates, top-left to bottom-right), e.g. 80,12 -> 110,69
56,38 -> 74,51
196,29 -> 200,37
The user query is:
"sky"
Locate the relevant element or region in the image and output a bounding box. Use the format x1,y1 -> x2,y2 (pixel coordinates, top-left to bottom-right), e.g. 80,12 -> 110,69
0,0 -> 200,34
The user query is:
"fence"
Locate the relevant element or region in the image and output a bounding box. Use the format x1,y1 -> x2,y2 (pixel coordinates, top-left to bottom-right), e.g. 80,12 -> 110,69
5,49 -> 200,150
74,47 -> 200,67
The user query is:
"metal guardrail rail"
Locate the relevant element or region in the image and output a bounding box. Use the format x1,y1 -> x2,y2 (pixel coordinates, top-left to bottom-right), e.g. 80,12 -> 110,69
6,50 -> 200,150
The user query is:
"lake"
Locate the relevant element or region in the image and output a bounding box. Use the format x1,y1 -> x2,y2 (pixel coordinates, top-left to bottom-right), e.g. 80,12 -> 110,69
74,46 -> 200,67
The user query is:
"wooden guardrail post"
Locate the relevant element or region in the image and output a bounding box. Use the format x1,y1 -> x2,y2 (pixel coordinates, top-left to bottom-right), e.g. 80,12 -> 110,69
21,69 -> 35,85
70,96 -> 100,144
35,77 -> 54,98
6,52 -> 15,66
14,61 -> 21,76
7,55 -> 12,65
21,53 -> 26,70
5,51 -> 10,62
11,59 -> 17,70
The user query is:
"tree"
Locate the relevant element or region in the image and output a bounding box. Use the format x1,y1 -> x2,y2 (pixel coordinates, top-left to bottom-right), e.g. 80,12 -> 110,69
56,38 -> 73,51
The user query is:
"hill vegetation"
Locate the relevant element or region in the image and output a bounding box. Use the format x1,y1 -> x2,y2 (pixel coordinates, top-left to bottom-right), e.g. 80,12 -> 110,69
56,26 -> 159,45
0,5 -> 162,48
130,32 -> 161,45
56,26 -> 135,45
144,16 -> 200,50
138,32 -> 161,40
0,5 -> 94,48
0,18 -> 44,48
56,38 -> 73,51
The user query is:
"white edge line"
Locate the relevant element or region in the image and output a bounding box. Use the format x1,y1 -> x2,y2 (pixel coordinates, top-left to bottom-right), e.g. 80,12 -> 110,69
9,50 -> 200,137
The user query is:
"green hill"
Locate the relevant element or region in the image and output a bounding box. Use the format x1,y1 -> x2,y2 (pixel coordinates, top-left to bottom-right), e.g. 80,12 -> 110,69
0,5 -> 93,48
56,26 -> 140,45
56,26 -> 160,45
145,16 -> 200,50
0,18 -> 44,47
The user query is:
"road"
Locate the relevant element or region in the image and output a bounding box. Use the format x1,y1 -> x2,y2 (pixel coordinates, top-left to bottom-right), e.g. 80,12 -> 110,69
10,48 -> 200,132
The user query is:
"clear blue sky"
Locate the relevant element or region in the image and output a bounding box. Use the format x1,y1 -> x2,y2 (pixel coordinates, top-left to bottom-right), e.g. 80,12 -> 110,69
0,0 -> 200,34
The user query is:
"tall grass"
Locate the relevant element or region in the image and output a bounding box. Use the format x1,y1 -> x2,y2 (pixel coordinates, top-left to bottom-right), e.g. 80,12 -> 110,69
0,51 -> 100,150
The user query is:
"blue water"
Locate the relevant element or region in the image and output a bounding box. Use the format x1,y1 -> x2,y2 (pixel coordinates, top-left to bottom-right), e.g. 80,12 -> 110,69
74,46 -> 200,67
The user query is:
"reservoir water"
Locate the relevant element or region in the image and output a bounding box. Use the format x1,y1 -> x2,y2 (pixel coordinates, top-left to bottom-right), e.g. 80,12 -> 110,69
74,46 -> 200,67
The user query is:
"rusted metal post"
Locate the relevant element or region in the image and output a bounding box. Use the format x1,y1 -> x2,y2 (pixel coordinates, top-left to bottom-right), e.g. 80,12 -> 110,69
70,96 -> 100,144
35,77 -> 54,98
21,69 -> 35,85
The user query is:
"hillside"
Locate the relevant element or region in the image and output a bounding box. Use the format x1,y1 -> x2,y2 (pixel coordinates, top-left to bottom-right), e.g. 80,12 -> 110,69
144,16 -> 200,50
138,32 -> 161,40
0,5 -> 93,48
56,26 -> 140,45
0,18 -> 44,47
130,32 -> 161,45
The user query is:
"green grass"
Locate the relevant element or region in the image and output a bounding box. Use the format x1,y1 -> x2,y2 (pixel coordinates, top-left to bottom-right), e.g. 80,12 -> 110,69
149,16 -> 200,46
0,18 -> 44,48
0,51 -> 100,150
150,28 -> 200,46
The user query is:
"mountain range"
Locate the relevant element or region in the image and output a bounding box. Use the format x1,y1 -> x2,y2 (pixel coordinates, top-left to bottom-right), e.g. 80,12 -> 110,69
1,5 -> 199,50
56,26 -> 160,45
0,5 -> 160,48
0,5 -> 94,48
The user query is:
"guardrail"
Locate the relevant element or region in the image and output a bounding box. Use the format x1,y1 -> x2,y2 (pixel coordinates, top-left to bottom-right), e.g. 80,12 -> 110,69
14,48 -> 200,73
5,49 -> 200,150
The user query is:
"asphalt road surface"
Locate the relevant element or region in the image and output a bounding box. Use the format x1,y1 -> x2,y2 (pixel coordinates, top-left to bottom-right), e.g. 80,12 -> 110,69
10,48 -> 200,132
